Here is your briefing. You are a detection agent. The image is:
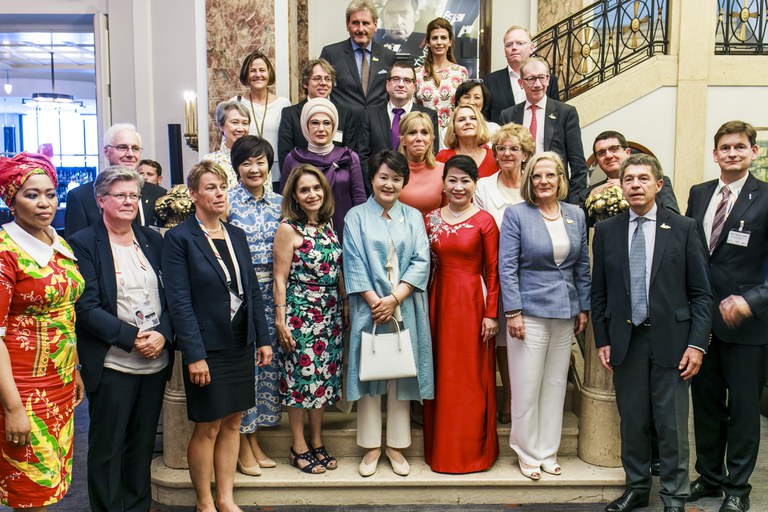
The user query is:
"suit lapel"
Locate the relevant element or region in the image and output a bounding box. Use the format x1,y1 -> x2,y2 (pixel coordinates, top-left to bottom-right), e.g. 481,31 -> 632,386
692,181 -> 718,224
511,104 -> 524,124
378,109 -> 393,149
192,221 -> 228,288
617,213 -> 631,293
505,73 -> 517,105
369,43 -> 386,91
650,209 -> 671,287
343,41 -> 363,91
713,174 -> 759,253
544,101 -> 557,151
95,220 -> 118,313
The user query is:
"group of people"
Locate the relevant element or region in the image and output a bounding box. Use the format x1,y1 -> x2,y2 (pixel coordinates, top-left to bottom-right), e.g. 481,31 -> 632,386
0,2 -> 766,512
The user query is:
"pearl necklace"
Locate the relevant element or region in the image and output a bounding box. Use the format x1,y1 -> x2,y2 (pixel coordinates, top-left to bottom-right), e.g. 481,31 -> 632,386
447,205 -> 472,218
539,203 -> 562,221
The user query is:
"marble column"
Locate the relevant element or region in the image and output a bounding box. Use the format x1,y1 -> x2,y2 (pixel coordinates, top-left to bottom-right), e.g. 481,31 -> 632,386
163,353 -> 194,468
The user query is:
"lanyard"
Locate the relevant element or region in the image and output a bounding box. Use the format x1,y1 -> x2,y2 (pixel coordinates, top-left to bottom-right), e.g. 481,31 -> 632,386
196,216 -> 243,295
113,239 -> 150,309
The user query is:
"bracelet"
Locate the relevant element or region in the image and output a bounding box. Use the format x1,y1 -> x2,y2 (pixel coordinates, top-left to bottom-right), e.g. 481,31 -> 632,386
391,290 -> 402,305
275,304 -> 286,308
505,311 -> 522,319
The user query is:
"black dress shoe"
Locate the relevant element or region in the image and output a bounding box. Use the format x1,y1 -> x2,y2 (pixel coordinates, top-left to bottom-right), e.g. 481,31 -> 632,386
687,478 -> 723,502
720,495 -> 749,512
664,507 -> 684,512
605,489 -> 650,512
651,459 -> 660,476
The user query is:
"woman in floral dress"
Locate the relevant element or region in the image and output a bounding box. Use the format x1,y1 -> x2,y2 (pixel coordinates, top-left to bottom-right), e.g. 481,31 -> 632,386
415,17 -> 469,132
227,136 -> 282,476
0,153 -> 85,509
273,164 -> 345,474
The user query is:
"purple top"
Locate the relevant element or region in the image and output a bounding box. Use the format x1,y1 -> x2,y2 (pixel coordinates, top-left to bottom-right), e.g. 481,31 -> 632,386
280,146 -> 367,244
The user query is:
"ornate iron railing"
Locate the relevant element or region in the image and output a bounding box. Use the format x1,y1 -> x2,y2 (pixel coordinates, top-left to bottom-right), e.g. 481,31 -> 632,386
532,0 -> 669,101
715,0 -> 768,54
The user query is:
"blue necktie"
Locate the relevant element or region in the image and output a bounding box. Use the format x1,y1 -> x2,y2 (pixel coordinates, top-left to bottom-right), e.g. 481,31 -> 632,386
630,217 -> 648,325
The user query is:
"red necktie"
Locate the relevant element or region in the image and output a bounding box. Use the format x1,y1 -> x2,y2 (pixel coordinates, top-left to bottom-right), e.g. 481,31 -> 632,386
529,104 -> 538,144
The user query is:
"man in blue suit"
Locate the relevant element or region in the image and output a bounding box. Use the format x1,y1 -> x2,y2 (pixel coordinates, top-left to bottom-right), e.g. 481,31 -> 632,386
592,154 -> 712,512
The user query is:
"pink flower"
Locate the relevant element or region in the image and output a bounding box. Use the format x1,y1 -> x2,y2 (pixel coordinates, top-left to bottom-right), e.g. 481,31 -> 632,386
314,386 -> 326,398
298,354 -> 312,367
292,390 -> 304,402
331,325 -> 341,337
328,363 -> 338,375
289,316 -> 303,329
299,240 -> 312,253
319,262 -> 330,274
278,378 -> 288,393
313,341 -> 327,356
312,309 -> 324,323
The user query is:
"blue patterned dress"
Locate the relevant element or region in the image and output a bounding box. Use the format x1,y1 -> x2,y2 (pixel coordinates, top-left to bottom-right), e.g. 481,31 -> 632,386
228,183 -> 282,431
278,220 -> 343,409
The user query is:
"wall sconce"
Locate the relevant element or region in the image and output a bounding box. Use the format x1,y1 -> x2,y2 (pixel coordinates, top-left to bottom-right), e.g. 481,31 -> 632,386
3,71 -> 11,95
183,90 -> 198,151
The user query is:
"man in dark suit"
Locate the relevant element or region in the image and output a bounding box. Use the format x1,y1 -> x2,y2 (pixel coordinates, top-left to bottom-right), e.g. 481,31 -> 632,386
320,0 -> 397,111
277,58 -> 361,168
592,154 -> 712,512
484,26 -> 559,124
499,57 -> 587,203
65,123 -> 165,237
685,121 -> 768,512
583,131 -> 679,226
358,61 -> 438,183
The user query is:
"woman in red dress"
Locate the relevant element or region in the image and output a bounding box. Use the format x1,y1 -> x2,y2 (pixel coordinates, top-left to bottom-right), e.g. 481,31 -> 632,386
0,153 -> 85,509
423,154 -> 500,473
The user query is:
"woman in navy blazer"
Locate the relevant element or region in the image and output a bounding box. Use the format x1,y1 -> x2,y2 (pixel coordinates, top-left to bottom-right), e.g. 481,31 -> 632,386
69,166 -> 173,512
162,161 -> 271,511
499,151 -> 590,480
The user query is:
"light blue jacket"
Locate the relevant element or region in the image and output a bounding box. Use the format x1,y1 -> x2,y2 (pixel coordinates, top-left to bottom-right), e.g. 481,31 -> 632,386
499,201 -> 590,318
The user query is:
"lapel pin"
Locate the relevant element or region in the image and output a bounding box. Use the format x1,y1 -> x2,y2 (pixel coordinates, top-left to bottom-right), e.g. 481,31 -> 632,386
548,113 -> 556,119
660,223 -> 671,229
372,56 -> 379,62
566,218 -> 574,224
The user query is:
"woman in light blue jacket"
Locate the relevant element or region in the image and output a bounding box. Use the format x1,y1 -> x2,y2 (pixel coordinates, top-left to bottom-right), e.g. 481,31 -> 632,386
499,151 -> 590,480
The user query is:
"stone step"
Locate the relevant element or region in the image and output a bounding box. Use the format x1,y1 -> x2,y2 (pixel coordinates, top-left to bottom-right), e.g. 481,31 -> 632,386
255,410 -> 580,459
151,455 -> 625,507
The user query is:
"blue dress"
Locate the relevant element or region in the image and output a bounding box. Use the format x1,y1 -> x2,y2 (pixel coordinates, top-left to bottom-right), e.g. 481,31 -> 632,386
228,183 -> 282,431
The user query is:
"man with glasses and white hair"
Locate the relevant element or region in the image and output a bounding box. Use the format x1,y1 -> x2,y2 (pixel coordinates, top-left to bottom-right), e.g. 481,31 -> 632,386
484,26 -> 559,124
65,123 -> 166,237
499,57 -> 586,203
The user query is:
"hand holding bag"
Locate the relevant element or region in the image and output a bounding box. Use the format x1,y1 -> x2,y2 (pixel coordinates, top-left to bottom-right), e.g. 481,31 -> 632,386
359,320 -> 417,381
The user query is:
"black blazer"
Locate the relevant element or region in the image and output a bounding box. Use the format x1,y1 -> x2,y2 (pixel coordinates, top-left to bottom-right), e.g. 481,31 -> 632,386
277,98 -> 362,168
320,39 -> 397,111
484,67 -> 560,124
686,173 -> 768,345
65,180 -> 167,238
591,208 -> 713,367
161,216 -> 270,364
69,220 -> 174,393
499,99 -> 587,204
358,103 -> 439,175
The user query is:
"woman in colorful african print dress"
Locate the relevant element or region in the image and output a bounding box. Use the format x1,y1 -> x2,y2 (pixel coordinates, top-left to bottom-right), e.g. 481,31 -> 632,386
227,136 -> 283,476
0,153 -> 85,509
274,164 -> 345,475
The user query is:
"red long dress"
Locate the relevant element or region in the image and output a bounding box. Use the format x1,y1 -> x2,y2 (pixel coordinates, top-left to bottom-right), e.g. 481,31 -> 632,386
423,208 -> 500,473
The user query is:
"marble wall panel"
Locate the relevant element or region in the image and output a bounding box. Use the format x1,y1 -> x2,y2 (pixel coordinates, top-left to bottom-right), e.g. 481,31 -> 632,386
538,0 -> 584,33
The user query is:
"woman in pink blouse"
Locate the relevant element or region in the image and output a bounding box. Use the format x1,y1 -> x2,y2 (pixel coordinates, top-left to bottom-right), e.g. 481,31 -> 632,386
397,112 -> 446,218
415,18 -> 468,131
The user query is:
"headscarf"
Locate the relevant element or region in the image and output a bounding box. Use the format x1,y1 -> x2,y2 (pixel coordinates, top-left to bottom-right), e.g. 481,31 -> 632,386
300,97 -> 339,156
0,152 -> 58,208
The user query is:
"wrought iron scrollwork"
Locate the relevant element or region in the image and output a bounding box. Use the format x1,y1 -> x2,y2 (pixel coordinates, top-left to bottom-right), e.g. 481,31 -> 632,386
715,0 -> 767,54
532,0 -> 669,101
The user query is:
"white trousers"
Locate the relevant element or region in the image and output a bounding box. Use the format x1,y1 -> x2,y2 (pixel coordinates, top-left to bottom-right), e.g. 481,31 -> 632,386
356,380 -> 411,449
507,316 -> 573,467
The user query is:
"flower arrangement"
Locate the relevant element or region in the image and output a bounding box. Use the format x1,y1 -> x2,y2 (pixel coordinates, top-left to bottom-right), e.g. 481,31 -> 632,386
584,185 -> 629,222
155,184 -> 195,228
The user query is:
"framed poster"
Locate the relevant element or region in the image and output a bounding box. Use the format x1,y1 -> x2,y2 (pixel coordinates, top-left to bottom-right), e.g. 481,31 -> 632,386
373,0 -> 488,78
751,127 -> 768,182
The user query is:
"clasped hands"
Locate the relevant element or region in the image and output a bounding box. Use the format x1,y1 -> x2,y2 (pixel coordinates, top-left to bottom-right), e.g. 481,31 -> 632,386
597,345 -> 703,380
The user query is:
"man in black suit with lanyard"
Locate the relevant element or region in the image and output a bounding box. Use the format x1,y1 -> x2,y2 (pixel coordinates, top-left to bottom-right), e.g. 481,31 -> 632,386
320,0 -> 397,111
685,120 -> 768,512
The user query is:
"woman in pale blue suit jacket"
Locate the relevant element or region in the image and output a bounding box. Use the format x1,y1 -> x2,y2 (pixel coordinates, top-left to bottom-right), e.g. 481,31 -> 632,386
499,151 -> 590,480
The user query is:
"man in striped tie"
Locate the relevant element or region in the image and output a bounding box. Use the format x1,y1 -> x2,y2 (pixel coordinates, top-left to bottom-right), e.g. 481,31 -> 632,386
685,120 -> 768,512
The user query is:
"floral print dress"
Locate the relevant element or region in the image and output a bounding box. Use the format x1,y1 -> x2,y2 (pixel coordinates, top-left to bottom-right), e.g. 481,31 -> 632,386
415,63 -> 469,130
0,226 -> 84,508
278,220 -> 343,409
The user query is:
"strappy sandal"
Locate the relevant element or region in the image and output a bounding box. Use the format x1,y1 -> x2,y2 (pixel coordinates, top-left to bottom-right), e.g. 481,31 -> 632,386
312,444 -> 338,470
289,446 -> 326,474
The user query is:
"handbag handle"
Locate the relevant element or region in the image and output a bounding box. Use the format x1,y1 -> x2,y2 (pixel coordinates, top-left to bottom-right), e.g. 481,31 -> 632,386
368,320 -> 402,353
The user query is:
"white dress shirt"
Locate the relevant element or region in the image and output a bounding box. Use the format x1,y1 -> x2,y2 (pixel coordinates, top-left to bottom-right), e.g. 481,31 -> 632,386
387,99 -> 415,124
508,66 -> 524,103
522,96 -> 547,154
702,173 -> 748,247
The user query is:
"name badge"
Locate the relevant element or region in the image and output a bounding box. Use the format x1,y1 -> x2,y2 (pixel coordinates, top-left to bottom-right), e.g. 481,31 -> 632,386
229,291 -> 244,320
727,229 -> 750,247
333,130 -> 344,143
134,300 -> 160,332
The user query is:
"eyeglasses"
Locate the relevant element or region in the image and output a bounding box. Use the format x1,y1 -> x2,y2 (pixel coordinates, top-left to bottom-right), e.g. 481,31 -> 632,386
504,41 -> 530,48
388,76 -> 414,85
531,172 -> 560,183
107,144 -> 142,154
595,144 -> 626,158
310,75 -> 333,83
309,119 -> 333,128
106,193 -> 141,202
495,145 -> 522,154
521,75 -> 549,85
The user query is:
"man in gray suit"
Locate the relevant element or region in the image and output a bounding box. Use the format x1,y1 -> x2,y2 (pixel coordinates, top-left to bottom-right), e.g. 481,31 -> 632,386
320,0 -> 397,111
592,154 -> 712,512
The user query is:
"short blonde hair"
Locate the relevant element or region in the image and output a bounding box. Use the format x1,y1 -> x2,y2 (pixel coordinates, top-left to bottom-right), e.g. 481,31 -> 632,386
398,112 -> 436,168
443,104 -> 490,149
492,123 -> 535,163
519,151 -> 569,205
187,160 -> 228,192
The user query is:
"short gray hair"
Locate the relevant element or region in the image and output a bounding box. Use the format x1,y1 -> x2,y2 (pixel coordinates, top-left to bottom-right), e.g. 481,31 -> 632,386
215,100 -> 251,129
346,0 -> 378,23
619,153 -> 663,181
94,166 -> 144,209
103,123 -> 141,148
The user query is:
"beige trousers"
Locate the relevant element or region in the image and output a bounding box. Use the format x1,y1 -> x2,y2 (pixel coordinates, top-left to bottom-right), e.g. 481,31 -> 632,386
356,380 -> 411,449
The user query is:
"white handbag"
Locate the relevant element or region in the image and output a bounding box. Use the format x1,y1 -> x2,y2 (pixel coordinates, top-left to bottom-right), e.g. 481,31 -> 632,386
359,320 -> 417,382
